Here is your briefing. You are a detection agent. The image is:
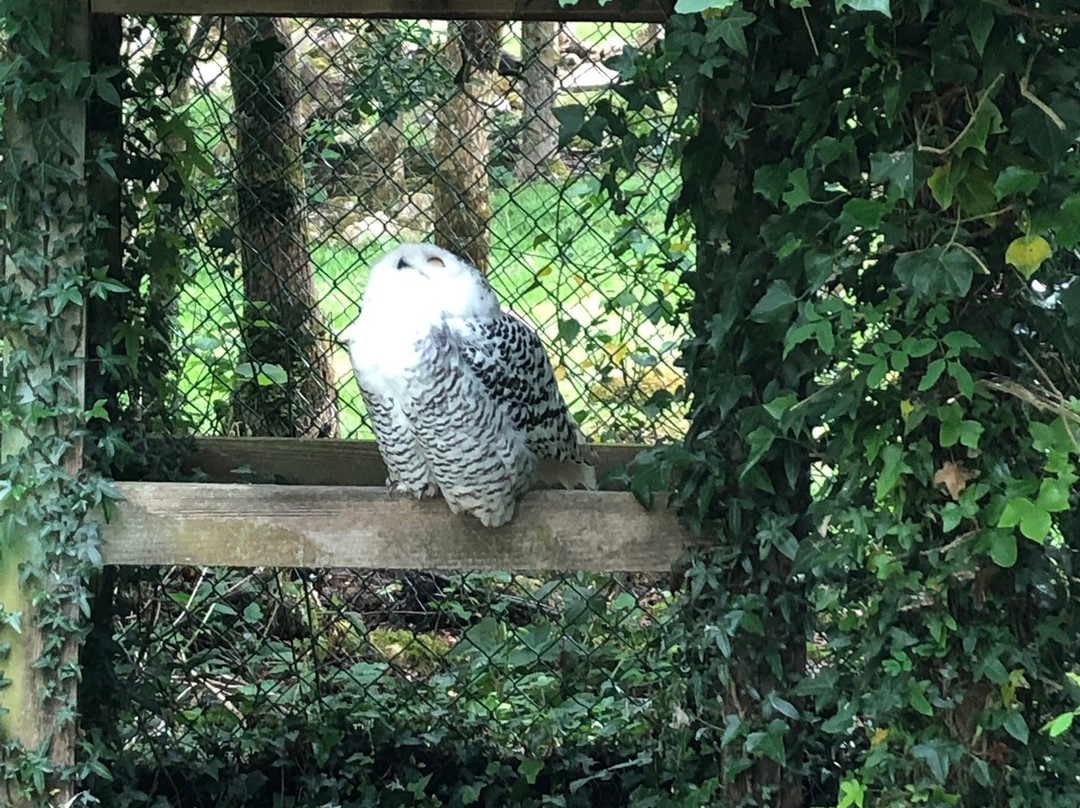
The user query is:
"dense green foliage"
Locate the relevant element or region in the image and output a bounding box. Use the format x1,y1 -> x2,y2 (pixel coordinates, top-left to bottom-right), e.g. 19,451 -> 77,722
600,0 -> 1080,804
0,0 -> 118,802
2,1 -> 1078,807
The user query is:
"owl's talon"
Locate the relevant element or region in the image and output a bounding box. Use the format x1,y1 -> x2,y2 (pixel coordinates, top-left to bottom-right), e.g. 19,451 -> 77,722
420,482 -> 440,500
385,479 -> 402,500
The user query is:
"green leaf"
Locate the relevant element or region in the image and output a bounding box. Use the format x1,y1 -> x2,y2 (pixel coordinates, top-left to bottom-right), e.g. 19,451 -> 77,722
989,531 -> 1017,568
1045,711 -> 1075,738
836,0 -> 892,17
1035,477 -> 1070,513
876,444 -> 910,500
838,198 -> 887,235
928,161 -> 959,209
918,358 -> 946,391
554,104 -> 587,148
782,167 -> 812,210
993,165 -> 1042,200
894,245 -> 975,300
912,740 -> 952,783
1003,711 -> 1029,745
749,281 -> 797,322
753,160 -> 793,204
558,317 -> 582,344
674,0 -> 737,13
1019,505 -> 1051,541
966,4 -> 995,56
519,758 -> 544,785
705,8 -> 756,57
953,100 -> 1003,157
870,148 -> 915,203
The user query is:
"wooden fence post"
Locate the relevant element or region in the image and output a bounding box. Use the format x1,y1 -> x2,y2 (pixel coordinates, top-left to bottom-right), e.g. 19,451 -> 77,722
0,0 -> 90,803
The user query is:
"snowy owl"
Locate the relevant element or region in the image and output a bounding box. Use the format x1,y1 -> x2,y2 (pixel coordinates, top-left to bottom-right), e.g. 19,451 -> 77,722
342,243 -> 595,528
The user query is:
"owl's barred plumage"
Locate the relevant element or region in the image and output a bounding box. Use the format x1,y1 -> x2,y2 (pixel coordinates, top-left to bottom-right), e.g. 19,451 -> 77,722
343,243 -> 594,527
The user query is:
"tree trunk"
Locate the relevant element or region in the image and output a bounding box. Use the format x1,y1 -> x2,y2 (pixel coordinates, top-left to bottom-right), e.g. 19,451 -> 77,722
431,21 -> 498,273
515,20 -> 560,181
225,16 -> 339,438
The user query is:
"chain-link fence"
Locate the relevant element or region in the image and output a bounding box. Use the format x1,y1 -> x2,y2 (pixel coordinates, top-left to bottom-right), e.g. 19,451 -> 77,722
121,15 -> 688,444
86,16 -> 685,805
86,566 -> 674,806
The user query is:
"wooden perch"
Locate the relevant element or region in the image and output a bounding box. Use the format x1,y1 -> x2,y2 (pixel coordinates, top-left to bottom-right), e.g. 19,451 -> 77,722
102,483 -> 686,572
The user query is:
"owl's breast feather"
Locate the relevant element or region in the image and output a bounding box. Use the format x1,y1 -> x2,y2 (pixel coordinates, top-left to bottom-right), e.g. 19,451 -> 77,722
343,310 -> 432,400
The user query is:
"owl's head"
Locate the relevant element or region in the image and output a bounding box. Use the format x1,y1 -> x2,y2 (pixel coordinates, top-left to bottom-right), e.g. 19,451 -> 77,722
361,242 -> 499,324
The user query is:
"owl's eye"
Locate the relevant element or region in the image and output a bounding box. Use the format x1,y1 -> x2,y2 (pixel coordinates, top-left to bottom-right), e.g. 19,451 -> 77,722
427,256 -> 446,267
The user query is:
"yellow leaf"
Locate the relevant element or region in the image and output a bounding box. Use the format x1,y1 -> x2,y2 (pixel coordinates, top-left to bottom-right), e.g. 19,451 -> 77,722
870,727 -> 890,746
572,274 -> 586,287
671,240 -> 691,252
900,400 -> 916,419
1005,235 -> 1052,279
536,265 -> 554,278
553,364 -> 567,381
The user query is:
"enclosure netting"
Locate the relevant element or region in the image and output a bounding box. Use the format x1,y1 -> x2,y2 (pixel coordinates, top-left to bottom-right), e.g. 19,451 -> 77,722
124,15 -> 688,444
87,16 -> 684,806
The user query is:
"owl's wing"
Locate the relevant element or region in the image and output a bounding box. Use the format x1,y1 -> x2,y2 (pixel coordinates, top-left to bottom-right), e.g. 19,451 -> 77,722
403,324 -> 535,527
454,312 -> 596,489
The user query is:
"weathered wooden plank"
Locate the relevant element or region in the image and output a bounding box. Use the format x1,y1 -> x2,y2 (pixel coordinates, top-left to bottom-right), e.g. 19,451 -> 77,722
104,483 -> 684,571
90,0 -> 672,21
185,436 -> 646,489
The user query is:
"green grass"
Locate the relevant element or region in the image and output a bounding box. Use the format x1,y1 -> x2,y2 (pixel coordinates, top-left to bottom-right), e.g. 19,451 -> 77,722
176,169 -> 689,442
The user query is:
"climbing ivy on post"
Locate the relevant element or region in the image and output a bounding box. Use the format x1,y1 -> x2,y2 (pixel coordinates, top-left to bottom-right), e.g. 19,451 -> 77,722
597,0 -> 1080,805
1,0 -> 120,803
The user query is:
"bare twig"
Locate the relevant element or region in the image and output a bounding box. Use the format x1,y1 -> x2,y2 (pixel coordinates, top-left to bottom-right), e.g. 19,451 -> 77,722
1019,49 -> 1067,131
917,73 -> 1005,155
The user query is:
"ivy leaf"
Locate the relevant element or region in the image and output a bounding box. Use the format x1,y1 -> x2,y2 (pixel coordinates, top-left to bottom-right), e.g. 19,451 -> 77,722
1005,235 -> 1052,279
554,104 -> 587,148
988,531 -> 1017,568
894,245 -> 976,300
870,148 -> 915,203
836,0 -> 892,17
674,0 -> 737,13
749,281 -> 797,322
928,160 -> 960,209
838,198 -> 887,236
966,4 -> 995,56
753,159 -> 793,204
993,165 -> 1042,200
782,167 -> 812,210
519,758 -> 544,785
704,7 -> 756,57
1056,193 -> 1080,249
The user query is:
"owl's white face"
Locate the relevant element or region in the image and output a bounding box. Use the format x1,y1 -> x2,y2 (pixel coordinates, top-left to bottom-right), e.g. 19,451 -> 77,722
361,243 -> 499,325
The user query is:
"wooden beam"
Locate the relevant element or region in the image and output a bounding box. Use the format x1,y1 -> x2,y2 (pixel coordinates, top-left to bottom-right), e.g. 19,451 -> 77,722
103,483 -> 684,571
89,0 -> 672,21
184,436 -> 647,488
0,0 -> 88,798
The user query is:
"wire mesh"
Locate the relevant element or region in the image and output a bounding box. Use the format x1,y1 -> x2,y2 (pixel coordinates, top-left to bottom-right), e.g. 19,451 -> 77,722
92,17 -> 686,805
91,566 -> 675,806
121,16 -> 688,443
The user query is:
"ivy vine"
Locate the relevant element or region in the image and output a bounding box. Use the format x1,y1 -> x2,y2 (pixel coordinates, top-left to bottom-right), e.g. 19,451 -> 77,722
580,0 -> 1080,805
0,0 -> 123,803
